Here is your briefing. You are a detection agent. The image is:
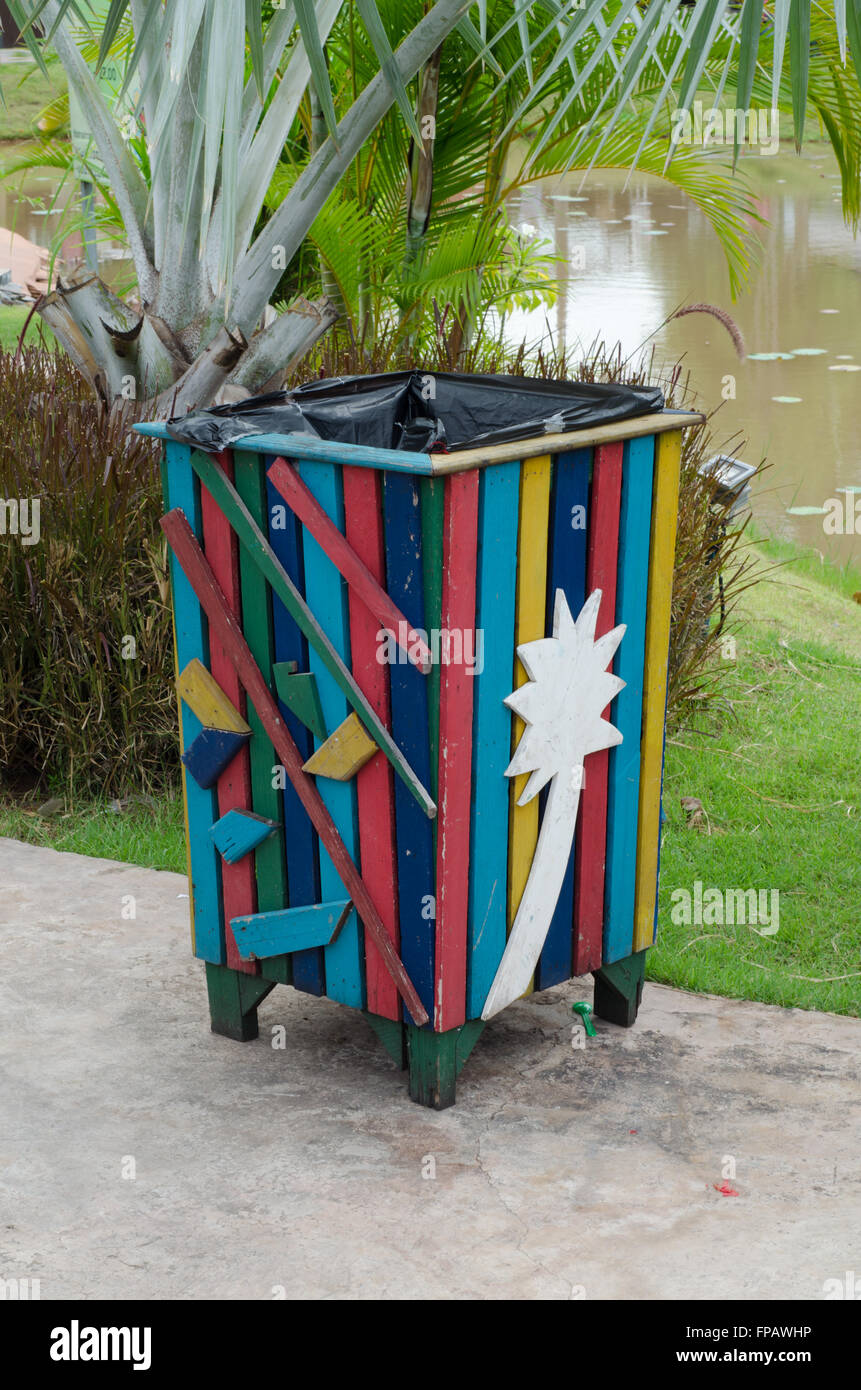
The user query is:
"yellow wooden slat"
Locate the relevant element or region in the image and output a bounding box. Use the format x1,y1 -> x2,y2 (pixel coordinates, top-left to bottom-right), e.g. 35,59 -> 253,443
302,711 -> 378,781
633,429 -> 683,952
429,410 -> 704,474
177,657 -> 251,735
507,456 -> 552,995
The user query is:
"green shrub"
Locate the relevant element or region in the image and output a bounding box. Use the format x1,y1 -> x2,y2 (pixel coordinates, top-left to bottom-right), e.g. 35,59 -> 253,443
0,338 -> 757,799
0,347 -> 174,797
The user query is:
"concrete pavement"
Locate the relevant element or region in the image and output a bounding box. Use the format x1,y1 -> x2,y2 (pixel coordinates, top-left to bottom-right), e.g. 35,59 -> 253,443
1,836 -> 858,1300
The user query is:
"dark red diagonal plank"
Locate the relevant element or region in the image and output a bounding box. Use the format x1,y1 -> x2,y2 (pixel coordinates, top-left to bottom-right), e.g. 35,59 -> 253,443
160,506 -> 429,1027
343,466 -> 400,1022
267,456 -> 432,673
200,450 -> 258,975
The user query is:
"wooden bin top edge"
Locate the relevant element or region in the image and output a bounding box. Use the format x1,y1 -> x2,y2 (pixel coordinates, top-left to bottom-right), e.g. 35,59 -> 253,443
136,409 -> 705,475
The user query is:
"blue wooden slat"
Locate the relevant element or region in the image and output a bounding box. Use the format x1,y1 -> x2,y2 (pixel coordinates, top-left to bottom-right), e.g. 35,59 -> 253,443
232,900 -> 353,959
164,441 -> 225,964
535,448 -> 591,990
466,460 -> 520,1019
382,473 -> 435,1027
135,424 -> 433,475
266,472 -> 324,995
604,434 -> 655,964
296,460 -> 364,1009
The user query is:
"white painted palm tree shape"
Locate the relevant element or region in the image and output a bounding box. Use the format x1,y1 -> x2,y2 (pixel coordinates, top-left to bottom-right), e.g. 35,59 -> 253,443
481,588 -> 626,1021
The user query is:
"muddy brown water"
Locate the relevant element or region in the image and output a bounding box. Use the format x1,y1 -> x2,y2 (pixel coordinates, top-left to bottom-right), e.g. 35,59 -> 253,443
508,145 -> 861,568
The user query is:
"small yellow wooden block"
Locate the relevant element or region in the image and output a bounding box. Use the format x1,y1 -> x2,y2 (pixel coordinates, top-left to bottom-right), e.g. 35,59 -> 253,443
177,658 -> 251,736
302,712 -> 377,781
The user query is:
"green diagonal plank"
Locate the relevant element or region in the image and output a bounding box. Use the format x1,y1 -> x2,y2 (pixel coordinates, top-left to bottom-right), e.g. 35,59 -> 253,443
190,449 -> 436,821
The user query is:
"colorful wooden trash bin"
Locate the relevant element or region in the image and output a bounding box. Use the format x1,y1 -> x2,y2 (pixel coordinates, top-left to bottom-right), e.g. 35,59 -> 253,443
138,378 -> 702,1108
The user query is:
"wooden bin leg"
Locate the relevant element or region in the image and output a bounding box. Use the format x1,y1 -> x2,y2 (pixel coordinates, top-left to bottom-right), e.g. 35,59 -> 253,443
205,963 -> 276,1041
592,950 -> 646,1028
405,1022 -> 485,1110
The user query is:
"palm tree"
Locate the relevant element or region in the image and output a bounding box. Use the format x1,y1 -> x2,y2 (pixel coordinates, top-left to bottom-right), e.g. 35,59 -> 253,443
7,1 -> 861,411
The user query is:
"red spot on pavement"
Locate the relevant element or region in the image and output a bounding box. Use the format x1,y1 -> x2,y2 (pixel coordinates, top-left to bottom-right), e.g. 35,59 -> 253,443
714,1182 -> 739,1197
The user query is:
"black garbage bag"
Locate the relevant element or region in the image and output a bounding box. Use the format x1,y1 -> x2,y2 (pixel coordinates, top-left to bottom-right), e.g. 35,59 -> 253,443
166,370 -> 663,454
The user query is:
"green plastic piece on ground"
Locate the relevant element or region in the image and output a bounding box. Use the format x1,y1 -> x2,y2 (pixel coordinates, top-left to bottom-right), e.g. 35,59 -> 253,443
572,1001 -> 597,1037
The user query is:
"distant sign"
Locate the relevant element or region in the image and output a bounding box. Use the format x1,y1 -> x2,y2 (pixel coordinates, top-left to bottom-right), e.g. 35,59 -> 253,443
68,2 -> 137,183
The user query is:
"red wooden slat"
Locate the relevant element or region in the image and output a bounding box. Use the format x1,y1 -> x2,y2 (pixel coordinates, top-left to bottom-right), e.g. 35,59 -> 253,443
342,466 -> 400,1021
160,507 -> 429,1027
200,450 -> 258,976
434,470 -> 479,1032
572,441 -> 624,975
267,456 -> 432,672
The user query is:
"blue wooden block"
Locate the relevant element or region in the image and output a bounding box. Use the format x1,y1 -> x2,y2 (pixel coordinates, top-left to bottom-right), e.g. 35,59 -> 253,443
383,472 -> 436,1028
231,900 -> 353,960
181,726 -> 250,791
210,809 -> 278,864
466,460 -> 520,1019
163,441 -> 225,965
604,434 -> 655,963
267,471 -> 325,996
536,448 -> 591,990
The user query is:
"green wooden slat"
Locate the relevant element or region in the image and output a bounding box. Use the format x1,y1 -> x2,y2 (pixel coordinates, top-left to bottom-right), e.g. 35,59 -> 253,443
233,449 -> 291,987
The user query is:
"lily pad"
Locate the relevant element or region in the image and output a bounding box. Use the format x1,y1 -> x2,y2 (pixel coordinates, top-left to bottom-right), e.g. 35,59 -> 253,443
820,308 -> 840,314
790,348 -> 827,356
829,364 -> 861,372
748,352 -> 793,361
643,229 -> 668,235
836,486 -> 861,494
772,396 -> 803,403
786,505 -> 828,515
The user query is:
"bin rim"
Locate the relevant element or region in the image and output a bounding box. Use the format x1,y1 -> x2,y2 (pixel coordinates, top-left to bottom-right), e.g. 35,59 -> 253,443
135,407 -> 704,475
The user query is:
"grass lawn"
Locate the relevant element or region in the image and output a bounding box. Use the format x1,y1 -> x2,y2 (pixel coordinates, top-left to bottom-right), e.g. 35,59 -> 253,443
652,542 -> 860,1017
1,541 -> 858,1017
0,303 -> 55,350
0,60 -> 67,142
0,794 -> 186,875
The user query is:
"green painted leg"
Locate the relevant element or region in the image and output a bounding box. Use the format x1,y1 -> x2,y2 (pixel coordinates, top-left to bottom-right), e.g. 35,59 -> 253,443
364,1012 -> 407,1069
205,962 -> 276,1041
405,1020 -> 485,1110
592,950 -> 647,1028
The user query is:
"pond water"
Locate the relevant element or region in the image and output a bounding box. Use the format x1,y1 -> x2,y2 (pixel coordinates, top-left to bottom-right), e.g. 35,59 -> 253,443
508,146 -> 861,566
2,139 -> 858,563
0,140 -> 130,284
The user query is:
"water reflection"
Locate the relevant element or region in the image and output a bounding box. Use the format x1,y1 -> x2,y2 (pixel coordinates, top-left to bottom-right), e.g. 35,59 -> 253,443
508,147 -> 861,563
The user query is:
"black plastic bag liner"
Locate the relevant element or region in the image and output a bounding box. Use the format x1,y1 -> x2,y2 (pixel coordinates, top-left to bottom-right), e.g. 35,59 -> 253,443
166,370 -> 664,455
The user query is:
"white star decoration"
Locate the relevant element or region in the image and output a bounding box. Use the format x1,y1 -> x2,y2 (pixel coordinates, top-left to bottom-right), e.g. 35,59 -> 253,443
481,587 -> 626,1020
